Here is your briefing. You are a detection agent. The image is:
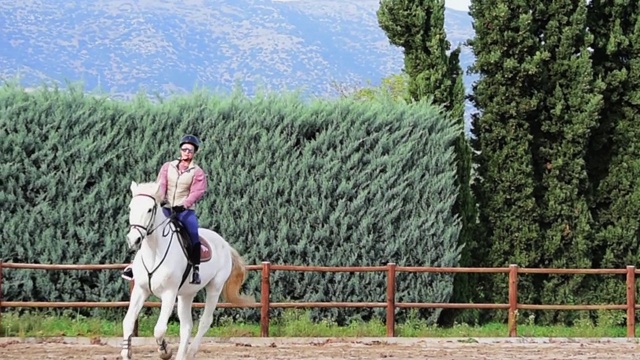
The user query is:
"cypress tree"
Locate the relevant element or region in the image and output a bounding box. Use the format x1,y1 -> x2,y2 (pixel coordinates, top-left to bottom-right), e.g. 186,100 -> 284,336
377,0 -> 478,323
446,48 -> 483,324
470,0 -> 603,323
587,0 -> 640,312
533,0 -> 603,324
377,0 -> 453,104
467,0 -> 543,315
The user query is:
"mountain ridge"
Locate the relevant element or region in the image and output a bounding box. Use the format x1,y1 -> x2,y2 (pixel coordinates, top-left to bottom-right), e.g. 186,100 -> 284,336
0,0 -> 475,105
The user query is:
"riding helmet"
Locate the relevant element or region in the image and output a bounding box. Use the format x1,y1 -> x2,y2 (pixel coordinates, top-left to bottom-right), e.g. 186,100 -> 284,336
179,134 -> 201,152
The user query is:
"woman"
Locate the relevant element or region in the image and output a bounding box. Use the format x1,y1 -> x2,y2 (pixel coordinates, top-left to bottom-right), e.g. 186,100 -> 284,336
122,134 -> 208,285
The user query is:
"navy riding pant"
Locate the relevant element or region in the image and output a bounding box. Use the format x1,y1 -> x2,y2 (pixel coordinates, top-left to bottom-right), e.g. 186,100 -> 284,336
163,208 -> 200,245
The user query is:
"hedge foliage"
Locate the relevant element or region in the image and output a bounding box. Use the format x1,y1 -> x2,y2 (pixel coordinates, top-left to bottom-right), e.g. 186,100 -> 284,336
1,83 -> 462,325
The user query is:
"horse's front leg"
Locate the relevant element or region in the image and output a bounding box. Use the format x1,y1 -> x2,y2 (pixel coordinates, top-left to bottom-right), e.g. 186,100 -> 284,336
121,284 -> 149,360
174,294 -> 195,360
155,290 -> 178,360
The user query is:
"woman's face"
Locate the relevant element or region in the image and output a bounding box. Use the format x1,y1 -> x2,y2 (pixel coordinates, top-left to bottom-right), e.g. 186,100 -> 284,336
180,143 -> 196,161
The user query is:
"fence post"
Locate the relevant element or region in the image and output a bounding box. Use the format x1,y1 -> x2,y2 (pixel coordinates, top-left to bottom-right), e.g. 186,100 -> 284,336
508,264 -> 518,337
627,265 -> 636,338
260,261 -> 271,337
386,263 -> 396,337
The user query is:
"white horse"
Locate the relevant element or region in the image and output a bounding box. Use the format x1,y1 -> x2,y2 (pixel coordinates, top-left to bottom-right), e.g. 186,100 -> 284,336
121,181 -> 254,360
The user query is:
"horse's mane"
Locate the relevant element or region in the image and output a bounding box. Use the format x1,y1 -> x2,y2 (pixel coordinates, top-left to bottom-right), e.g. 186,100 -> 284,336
132,181 -> 162,202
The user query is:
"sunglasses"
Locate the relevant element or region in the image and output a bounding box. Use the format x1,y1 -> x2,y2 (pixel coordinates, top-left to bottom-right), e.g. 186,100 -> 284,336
180,147 -> 195,154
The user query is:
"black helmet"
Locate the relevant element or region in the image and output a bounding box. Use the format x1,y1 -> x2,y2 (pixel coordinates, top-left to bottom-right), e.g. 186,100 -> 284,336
179,134 -> 201,152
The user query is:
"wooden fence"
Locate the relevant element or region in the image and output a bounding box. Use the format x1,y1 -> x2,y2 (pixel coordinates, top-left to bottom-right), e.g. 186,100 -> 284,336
0,261 -> 637,337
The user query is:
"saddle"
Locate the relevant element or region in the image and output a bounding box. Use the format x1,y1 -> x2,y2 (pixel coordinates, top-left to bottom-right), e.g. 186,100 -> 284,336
168,215 -> 213,263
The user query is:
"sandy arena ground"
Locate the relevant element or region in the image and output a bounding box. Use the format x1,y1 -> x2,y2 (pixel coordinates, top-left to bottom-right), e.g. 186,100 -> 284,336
1,337 -> 640,359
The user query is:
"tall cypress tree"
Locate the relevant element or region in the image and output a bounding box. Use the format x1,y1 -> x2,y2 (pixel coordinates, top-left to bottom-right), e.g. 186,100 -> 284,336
377,0 -> 479,323
377,0 -> 454,104
587,0 -> 640,310
533,0 -> 603,324
446,47 -> 483,324
470,0 -> 603,323
467,0 -> 544,314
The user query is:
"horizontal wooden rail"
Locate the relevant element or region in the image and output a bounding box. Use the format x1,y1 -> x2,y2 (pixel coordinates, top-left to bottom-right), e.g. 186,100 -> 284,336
270,264 -> 387,272
0,263 -> 263,271
0,301 -> 263,308
518,268 -> 630,274
519,304 -> 628,310
396,266 -> 511,273
1,263 -> 129,270
21,301 -> 630,310
0,261 -> 637,338
396,303 -> 510,309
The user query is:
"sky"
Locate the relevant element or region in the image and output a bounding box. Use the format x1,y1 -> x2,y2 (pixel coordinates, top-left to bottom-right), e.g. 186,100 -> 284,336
445,0 -> 470,11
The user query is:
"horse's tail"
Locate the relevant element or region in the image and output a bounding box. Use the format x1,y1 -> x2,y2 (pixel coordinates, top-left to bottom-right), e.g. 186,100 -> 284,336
221,246 -> 254,305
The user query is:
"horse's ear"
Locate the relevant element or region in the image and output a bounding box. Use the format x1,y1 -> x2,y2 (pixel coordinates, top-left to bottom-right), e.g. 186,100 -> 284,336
130,181 -> 137,194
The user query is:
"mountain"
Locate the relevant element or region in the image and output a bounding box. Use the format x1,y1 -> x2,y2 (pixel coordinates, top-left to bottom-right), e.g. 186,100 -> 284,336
0,0 -> 475,107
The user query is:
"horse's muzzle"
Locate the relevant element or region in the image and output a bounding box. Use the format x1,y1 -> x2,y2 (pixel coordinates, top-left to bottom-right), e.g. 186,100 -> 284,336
126,230 -> 143,250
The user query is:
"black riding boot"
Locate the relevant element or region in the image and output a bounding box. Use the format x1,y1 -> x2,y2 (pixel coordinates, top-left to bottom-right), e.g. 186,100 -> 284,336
190,242 -> 201,285
121,266 -> 134,281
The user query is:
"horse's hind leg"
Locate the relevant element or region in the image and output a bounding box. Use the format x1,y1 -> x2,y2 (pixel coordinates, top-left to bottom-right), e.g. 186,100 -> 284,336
174,294 -> 195,360
121,285 -> 149,360
187,281 -> 222,359
155,290 -> 178,360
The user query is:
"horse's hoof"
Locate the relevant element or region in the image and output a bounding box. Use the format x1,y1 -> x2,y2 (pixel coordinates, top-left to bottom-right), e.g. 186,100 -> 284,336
158,348 -> 173,360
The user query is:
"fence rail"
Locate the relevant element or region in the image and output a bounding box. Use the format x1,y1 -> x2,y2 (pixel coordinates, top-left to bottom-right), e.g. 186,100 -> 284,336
0,261 -> 637,337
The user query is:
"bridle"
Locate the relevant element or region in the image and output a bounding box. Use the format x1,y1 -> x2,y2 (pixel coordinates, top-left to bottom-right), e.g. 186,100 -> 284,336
128,193 -> 162,246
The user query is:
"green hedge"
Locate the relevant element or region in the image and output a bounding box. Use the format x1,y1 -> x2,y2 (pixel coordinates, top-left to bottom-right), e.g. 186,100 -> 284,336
0,83 -> 462,325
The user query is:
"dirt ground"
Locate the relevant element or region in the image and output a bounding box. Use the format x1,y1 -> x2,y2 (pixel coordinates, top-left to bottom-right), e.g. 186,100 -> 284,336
1,338 -> 639,359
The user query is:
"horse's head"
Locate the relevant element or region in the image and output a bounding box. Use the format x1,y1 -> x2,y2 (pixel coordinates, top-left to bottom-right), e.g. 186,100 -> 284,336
126,181 -> 162,250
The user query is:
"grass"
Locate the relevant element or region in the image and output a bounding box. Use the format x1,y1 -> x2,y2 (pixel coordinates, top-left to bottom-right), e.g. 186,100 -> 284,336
0,309 -> 634,338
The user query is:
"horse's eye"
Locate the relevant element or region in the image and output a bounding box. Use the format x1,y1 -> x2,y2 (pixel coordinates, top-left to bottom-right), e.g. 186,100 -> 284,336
148,209 -> 152,213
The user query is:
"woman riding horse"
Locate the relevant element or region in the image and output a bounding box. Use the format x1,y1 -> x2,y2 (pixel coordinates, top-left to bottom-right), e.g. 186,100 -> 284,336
122,134 -> 208,284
